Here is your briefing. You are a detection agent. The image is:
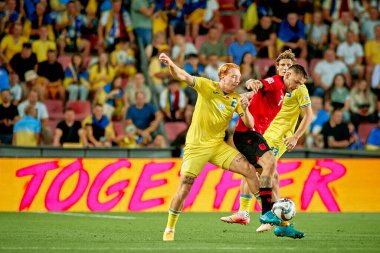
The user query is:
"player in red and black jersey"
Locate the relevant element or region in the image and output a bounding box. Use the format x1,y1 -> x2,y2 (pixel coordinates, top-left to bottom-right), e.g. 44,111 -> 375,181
233,64 -> 308,227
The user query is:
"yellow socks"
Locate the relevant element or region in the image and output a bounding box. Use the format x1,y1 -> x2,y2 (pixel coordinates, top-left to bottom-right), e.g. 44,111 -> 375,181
165,209 -> 181,231
239,194 -> 253,213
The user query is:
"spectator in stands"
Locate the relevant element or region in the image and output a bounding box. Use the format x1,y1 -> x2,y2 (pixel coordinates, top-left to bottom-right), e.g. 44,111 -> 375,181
198,0 -> 222,37
37,49 -> 65,102
305,10 -> 329,60
251,14 -> 277,59
184,53 -> 204,77
348,122 -> 364,150
227,29 -> 256,65
13,104 -> 40,146
322,0 -> 354,25
336,30 -> 364,79
160,79 -> 186,122
22,70 -> 41,100
64,53 -> 90,101
53,107 -> 87,147
55,0 -> 91,58
240,52 -> 261,84
313,48 -> 350,97
8,72 -> 21,105
365,25 -> 380,89
110,39 -> 137,78
360,6 -> 380,42
125,91 -> 162,145
145,31 -> 167,60
18,89 -> 51,144
8,42 -> 37,83
0,22 -> 28,63
0,89 -> 19,144
330,11 -> 359,49
0,57 -> 9,92
320,108 -> 350,149
27,2 -> 54,41
98,0 -> 135,52
306,96 -> 330,148
32,25 -> 57,63
89,51 -> 115,92
125,72 -> 151,105
82,103 -> 115,147
0,0 -> 21,34
270,0 -> 298,24
349,79 -> 378,129
171,34 -> 197,66
326,74 -> 351,122
149,44 -> 170,94
204,54 -> 222,82
277,12 -> 307,59
97,75 -> 128,120
130,0 -> 154,48
365,118 -> 380,150
148,134 -> 167,148
199,27 -> 227,65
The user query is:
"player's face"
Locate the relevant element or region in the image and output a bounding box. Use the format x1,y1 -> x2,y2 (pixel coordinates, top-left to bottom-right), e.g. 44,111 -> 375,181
276,59 -> 293,76
221,68 -> 241,92
284,70 -> 305,92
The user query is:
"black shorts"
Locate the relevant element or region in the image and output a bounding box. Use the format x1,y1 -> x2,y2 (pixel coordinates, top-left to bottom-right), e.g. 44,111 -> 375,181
233,130 -> 271,168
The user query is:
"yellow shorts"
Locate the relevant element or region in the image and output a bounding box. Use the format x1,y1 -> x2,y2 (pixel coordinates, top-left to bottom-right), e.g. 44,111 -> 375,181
264,135 -> 286,161
181,142 -> 240,177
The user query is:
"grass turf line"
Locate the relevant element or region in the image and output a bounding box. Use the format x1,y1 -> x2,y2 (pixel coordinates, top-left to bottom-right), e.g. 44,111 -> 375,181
0,212 -> 379,253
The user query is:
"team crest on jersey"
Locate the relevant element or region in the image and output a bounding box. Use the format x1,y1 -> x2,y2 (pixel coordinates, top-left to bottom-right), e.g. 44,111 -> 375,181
264,77 -> 274,84
213,91 -> 220,95
218,103 -> 225,111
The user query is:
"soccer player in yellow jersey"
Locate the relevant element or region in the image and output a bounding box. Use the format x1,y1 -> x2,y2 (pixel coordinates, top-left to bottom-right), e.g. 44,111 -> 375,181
220,50 -> 313,238
159,53 -> 261,241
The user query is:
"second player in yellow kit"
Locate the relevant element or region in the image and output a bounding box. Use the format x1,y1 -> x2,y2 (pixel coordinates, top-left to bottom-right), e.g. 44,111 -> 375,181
265,84 -> 311,159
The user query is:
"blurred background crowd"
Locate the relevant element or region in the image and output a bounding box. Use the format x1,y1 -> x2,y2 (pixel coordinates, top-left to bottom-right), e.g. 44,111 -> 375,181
0,0 -> 379,153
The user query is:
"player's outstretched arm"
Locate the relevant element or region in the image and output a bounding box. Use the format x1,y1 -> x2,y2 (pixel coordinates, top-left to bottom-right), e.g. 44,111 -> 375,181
159,53 -> 194,86
284,105 -> 313,151
240,95 -> 255,129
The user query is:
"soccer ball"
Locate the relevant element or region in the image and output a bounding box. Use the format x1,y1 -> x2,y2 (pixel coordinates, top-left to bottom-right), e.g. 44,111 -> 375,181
271,198 -> 296,221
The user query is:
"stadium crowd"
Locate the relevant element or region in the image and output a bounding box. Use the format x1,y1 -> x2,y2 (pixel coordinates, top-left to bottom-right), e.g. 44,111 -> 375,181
0,0 -> 379,151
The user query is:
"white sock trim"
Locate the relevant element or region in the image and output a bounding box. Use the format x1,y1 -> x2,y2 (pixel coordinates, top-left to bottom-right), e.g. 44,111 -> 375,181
165,227 -> 175,233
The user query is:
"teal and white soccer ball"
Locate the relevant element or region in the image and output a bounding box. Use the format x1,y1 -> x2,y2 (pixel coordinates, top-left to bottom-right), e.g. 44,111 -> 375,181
271,198 -> 296,221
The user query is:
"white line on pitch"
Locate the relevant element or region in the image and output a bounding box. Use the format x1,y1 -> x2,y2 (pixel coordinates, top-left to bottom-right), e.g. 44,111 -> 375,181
32,212 -> 136,220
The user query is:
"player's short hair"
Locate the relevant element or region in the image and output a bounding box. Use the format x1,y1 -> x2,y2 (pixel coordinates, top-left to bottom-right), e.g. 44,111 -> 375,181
288,64 -> 308,80
218,63 -> 240,79
276,49 -> 296,65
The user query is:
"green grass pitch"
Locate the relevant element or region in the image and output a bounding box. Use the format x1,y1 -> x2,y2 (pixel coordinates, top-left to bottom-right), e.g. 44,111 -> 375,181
0,212 -> 379,253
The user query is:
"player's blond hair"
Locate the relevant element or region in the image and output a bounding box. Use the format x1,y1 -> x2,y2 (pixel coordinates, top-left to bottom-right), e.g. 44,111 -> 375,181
218,63 -> 240,79
275,49 -> 296,66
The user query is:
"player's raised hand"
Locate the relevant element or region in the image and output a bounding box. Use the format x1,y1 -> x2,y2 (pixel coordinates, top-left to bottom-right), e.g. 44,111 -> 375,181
284,135 -> 298,151
159,53 -> 172,66
245,79 -> 263,95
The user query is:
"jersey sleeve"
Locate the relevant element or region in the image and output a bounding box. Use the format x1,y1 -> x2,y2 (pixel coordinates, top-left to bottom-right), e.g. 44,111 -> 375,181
193,77 -> 213,97
297,85 -> 311,108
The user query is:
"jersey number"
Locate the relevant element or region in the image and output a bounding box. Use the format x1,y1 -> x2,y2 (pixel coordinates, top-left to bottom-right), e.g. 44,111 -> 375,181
231,98 -> 237,108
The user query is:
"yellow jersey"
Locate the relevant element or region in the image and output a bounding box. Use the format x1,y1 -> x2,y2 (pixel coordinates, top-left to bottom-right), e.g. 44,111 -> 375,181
186,77 -> 244,146
264,84 -> 311,140
0,35 -> 28,62
364,40 -> 380,64
32,40 -> 57,63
